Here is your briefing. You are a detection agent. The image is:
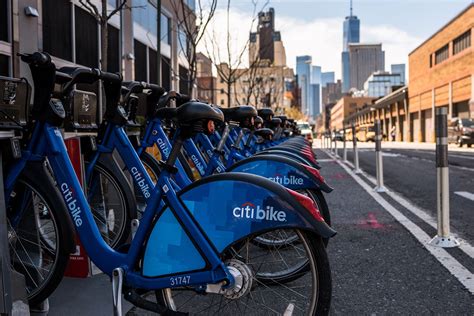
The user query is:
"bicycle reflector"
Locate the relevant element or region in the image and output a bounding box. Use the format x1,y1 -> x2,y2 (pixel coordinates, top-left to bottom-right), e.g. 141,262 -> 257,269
287,189 -> 324,222
301,163 -> 325,184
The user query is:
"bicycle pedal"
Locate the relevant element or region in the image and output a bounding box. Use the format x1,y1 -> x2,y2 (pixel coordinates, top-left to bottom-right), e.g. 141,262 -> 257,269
112,267 -> 124,316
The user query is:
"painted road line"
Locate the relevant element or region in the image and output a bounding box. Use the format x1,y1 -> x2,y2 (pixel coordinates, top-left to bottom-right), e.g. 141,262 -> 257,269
454,191 -> 474,202
335,159 -> 474,295
325,149 -> 474,260
316,159 -> 333,162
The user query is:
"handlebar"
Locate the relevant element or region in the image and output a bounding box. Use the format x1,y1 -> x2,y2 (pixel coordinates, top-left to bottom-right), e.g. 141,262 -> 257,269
17,52 -> 50,66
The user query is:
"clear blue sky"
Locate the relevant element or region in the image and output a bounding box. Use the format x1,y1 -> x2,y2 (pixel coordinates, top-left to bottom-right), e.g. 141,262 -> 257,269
211,0 -> 472,78
228,0 -> 472,40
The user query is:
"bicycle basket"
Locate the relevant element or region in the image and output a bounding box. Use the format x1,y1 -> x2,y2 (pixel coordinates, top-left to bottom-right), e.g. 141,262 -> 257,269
65,89 -> 98,131
0,76 -> 30,129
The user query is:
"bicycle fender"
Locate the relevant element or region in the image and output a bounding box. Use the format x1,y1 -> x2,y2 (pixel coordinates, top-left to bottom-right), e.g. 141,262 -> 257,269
228,155 -> 333,193
178,173 -> 336,254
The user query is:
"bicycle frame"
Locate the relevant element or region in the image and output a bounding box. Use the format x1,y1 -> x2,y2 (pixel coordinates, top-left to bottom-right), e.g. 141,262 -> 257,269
6,121 -> 233,290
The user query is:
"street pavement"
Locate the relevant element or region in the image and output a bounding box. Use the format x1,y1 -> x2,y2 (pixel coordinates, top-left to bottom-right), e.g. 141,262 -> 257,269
43,141 -> 474,314
331,140 -> 474,244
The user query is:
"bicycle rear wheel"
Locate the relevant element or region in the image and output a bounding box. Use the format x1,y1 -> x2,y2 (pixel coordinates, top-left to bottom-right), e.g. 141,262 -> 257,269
157,229 -> 332,315
8,162 -> 73,305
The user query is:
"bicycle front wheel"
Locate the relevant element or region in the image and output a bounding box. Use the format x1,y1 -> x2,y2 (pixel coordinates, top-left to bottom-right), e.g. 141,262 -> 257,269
8,162 -> 73,305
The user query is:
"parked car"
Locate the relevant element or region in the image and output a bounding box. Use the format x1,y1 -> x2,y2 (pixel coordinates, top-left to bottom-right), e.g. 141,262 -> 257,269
296,121 -> 313,141
448,118 -> 474,147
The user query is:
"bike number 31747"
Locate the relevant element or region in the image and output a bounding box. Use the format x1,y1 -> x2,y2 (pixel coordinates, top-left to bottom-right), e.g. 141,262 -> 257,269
170,275 -> 191,286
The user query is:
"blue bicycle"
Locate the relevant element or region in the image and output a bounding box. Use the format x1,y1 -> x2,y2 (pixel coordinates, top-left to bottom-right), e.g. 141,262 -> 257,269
7,53 -> 335,315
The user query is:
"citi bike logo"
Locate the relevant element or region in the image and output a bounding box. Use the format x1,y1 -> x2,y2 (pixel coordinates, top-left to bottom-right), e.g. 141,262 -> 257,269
268,174 -> 303,185
131,167 -> 151,199
156,138 -> 170,158
233,202 -> 287,222
60,183 -> 83,227
191,155 -> 205,175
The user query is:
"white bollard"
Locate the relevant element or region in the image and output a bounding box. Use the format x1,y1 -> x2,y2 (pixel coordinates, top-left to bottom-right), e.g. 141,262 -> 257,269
334,129 -> 339,158
429,107 -> 459,248
352,124 -> 362,174
343,127 -> 347,161
374,120 -> 388,192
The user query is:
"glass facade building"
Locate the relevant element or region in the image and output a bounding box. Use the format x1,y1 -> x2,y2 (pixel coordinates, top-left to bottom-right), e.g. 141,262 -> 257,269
341,12 -> 360,92
296,55 -> 312,117
391,64 -> 406,84
364,72 -> 402,97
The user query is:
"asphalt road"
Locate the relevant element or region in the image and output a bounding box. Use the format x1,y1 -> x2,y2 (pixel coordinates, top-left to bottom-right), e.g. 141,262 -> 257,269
339,142 -> 474,244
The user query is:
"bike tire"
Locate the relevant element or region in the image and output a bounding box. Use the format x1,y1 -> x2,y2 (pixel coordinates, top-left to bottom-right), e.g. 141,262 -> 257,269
86,158 -> 135,248
8,161 -> 74,306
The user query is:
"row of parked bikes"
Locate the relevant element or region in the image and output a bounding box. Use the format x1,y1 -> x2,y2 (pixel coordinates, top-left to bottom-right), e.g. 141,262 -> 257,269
2,52 -> 336,315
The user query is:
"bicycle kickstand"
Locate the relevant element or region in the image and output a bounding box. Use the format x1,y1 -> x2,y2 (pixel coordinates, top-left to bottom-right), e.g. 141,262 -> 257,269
112,267 -> 124,316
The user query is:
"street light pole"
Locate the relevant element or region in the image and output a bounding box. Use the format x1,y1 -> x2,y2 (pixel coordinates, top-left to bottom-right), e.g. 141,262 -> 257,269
156,0 -> 162,86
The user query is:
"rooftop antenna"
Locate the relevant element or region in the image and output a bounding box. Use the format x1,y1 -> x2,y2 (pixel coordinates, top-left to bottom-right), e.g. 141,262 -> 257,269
350,0 -> 353,17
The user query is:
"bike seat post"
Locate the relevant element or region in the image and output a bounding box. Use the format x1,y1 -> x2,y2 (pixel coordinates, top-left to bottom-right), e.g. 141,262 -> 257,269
112,267 -> 124,316
216,124 -> 230,152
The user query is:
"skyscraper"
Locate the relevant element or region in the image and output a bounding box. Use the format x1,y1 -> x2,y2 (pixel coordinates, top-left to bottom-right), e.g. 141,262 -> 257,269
296,55 -> 312,116
321,72 -> 335,87
249,8 -> 287,67
349,43 -> 385,90
311,66 -> 322,116
341,0 -> 360,92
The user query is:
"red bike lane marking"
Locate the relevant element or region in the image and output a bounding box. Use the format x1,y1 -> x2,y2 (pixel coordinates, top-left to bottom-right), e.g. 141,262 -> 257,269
358,212 -> 385,229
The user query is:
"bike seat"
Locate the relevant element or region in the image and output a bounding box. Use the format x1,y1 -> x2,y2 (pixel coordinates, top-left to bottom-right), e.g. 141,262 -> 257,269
220,106 -> 257,123
257,108 -> 274,120
275,115 -> 287,125
270,117 -> 282,127
254,128 -> 274,140
155,107 -> 177,120
254,115 -> 263,126
177,101 -> 224,124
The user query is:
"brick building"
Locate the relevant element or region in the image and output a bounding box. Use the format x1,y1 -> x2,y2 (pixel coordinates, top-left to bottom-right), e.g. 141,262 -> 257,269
408,3 -> 473,142
330,96 -> 374,130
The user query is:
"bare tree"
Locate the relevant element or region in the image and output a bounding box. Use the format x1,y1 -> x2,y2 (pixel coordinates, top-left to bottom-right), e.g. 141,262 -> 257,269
78,0 -> 128,71
171,0 -> 217,96
205,0 -> 269,107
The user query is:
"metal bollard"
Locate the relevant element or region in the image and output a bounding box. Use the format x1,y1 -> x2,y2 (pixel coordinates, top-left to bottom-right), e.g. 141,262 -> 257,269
352,124 -> 362,174
429,107 -> 459,248
343,127 -> 347,161
374,120 -> 388,192
329,132 -> 333,153
334,129 -> 339,157
322,135 -> 325,149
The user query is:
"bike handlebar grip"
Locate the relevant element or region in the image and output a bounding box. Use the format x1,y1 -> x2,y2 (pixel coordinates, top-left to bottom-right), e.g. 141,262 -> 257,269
19,52 -> 51,65
98,70 -> 122,84
146,83 -> 166,96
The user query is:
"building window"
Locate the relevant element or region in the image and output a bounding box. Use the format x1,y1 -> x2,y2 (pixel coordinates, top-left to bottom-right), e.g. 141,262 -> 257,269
434,44 -> 449,65
429,54 -> 432,68
161,56 -> 171,91
0,54 -> 9,76
107,25 -> 120,73
134,40 -> 148,81
179,65 -> 189,95
220,89 -> 224,94
75,6 -> 99,68
178,27 -> 188,55
220,99 -> 224,105
149,48 -> 158,84
42,0 -> 72,61
0,0 -> 8,42
161,13 -> 171,45
132,0 -> 158,37
453,29 -> 471,55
